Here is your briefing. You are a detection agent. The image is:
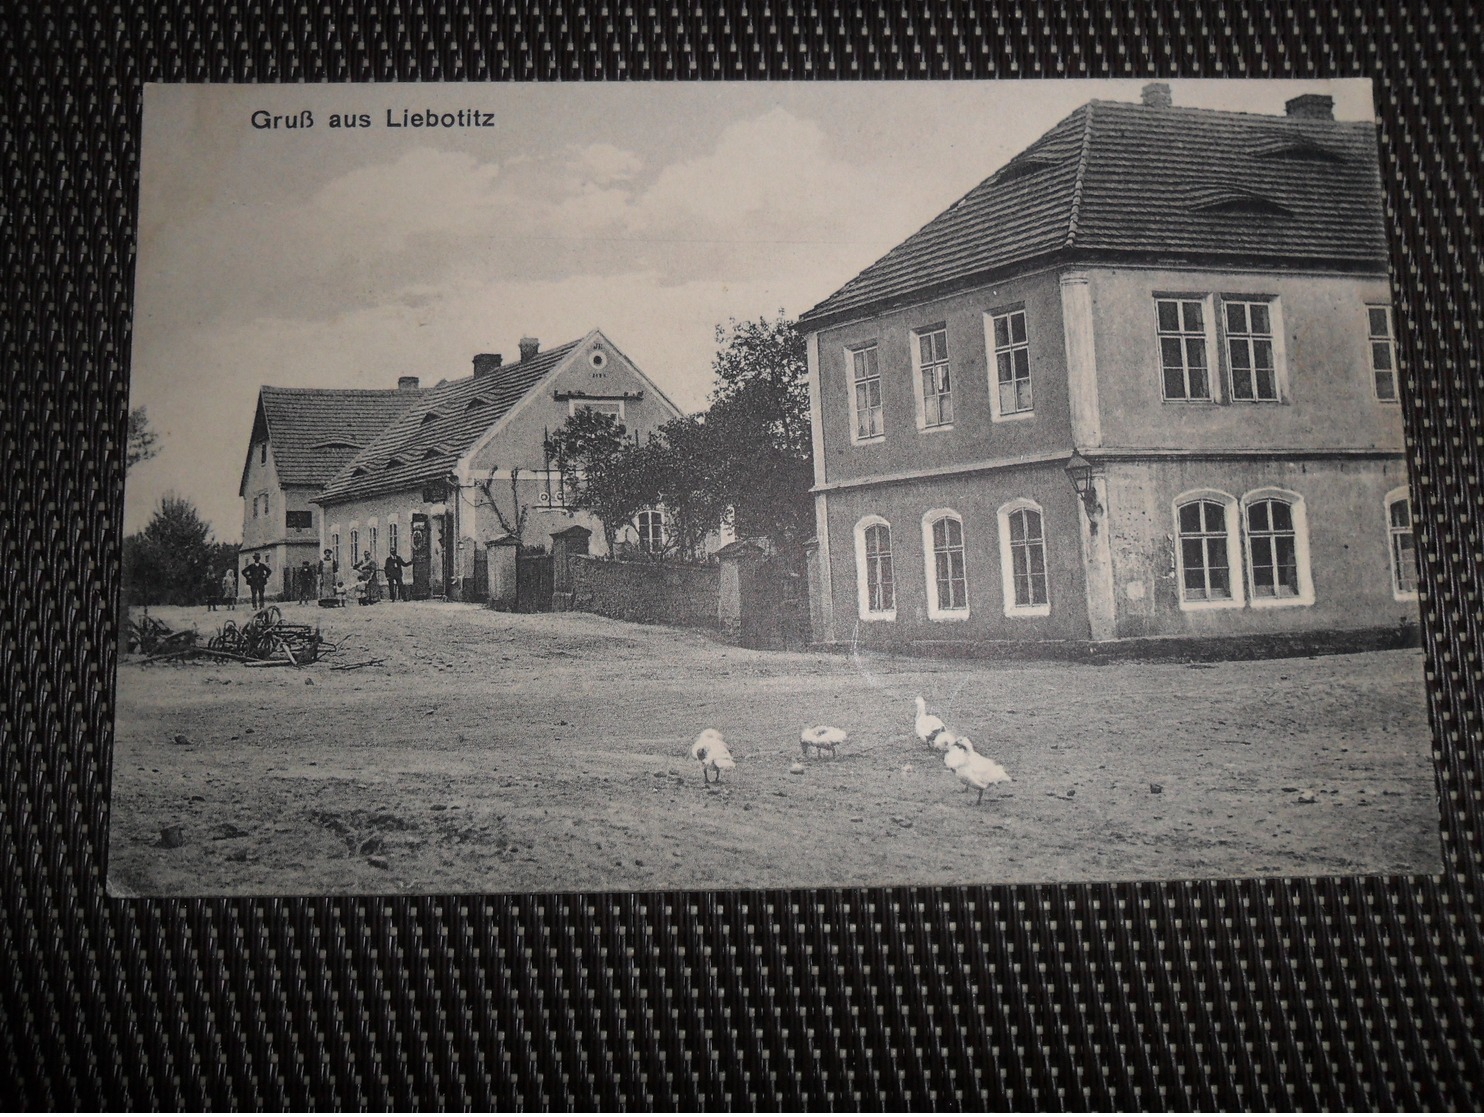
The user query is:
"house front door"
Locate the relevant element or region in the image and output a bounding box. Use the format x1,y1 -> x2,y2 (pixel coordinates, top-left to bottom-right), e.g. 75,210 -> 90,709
410,513 -> 431,599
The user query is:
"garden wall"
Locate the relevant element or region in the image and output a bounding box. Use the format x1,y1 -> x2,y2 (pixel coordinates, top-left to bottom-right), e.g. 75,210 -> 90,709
567,555 -> 721,630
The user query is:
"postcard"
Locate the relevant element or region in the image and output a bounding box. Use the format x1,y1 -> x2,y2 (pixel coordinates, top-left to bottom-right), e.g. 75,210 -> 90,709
111,80 -> 1439,895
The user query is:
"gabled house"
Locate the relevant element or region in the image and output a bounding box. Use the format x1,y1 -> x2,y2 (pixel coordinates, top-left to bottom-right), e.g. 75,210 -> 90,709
314,330 -> 682,601
238,379 -> 425,600
799,86 -> 1416,652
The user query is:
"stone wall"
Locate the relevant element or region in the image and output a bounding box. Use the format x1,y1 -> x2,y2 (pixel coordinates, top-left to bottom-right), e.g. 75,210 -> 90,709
568,555 -> 720,630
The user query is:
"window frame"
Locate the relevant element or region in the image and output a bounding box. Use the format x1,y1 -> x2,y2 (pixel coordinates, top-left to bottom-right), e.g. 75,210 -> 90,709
388,520 -> 399,559
1384,486 -> 1419,601
1240,488 -> 1315,608
568,399 -> 626,422
331,531 -> 341,572
995,499 -> 1051,617
921,508 -> 970,621
1220,295 -> 1288,403
1173,490 -> 1246,611
910,324 -> 954,432
285,509 -> 313,531
1368,304 -> 1400,403
846,342 -> 884,445
636,508 -> 665,554
1154,295 -> 1218,403
985,307 -> 1034,422
852,514 -> 896,621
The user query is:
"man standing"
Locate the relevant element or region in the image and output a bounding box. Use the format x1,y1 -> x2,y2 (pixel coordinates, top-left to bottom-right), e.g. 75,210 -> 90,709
297,559 -> 314,605
242,553 -> 272,611
383,549 -> 410,602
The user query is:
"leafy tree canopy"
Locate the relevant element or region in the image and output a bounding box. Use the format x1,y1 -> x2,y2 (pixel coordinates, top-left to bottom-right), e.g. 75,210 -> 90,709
126,407 -> 160,471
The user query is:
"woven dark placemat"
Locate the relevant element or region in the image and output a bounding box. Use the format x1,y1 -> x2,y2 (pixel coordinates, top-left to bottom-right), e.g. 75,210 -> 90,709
3,1 -> 1481,1108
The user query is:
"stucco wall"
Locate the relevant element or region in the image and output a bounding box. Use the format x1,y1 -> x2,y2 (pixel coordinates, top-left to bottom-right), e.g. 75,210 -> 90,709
1104,456 -> 1417,638
568,555 -> 720,630
1085,266 -> 1403,452
812,269 -> 1071,488
823,462 -> 1092,647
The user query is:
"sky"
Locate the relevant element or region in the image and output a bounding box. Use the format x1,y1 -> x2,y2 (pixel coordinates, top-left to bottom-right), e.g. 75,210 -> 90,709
125,78 -> 1375,538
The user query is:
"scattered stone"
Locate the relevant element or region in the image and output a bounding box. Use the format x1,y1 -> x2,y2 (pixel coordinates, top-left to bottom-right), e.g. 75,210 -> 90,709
1149,783 -> 1163,794
173,734 -> 193,746
158,825 -> 186,849
244,728 -> 254,735
304,678 -> 314,685
1297,790 -> 1317,804
424,709 -> 435,716
188,795 -> 205,802
789,763 -> 805,775
1281,785 -> 1299,793
366,855 -> 390,870
430,804 -> 447,812
891,816 -> 913,829
210,823 -> 249,840
849,816 -> 864,823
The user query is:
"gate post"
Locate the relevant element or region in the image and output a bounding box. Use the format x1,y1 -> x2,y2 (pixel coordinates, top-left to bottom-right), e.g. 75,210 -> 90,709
715,540 -> 764,643
486,533 -> 519,611
549,525 -> 591,611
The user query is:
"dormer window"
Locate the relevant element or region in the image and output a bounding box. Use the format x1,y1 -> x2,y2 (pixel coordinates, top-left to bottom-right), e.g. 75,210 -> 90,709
466,396 -> 489,411
994,158 -> 1055,185
1251,137 -> 1345,164
421,410 -> 443,425
1186,187 -> 1292,217
385,457 -> 405,470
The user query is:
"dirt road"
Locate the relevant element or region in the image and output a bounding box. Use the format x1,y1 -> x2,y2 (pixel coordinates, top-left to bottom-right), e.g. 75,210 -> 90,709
107,603 -> 1441,896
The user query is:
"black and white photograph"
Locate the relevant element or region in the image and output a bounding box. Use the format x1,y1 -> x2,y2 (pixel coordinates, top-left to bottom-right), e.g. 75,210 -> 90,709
111,78 -> 1440,896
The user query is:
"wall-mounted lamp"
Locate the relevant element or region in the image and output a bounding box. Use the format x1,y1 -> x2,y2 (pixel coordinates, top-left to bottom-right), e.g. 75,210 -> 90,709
1064,450 -> 1102,518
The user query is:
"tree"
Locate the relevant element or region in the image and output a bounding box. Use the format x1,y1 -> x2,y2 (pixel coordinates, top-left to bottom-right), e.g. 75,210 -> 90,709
705,314 -> 814,560
126,407 -> 160,471
123,493 -> 220,605
474,468 -> 533,551
544,409 -> 653,554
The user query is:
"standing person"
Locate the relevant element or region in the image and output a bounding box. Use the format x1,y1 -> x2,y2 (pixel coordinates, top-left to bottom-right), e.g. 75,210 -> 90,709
242,553 -> 272,611
318,548 -> 336,601
383,549 -> 410,602
204,569 -> 220,611
221,566 -> 237,610
297,559 -> 314,605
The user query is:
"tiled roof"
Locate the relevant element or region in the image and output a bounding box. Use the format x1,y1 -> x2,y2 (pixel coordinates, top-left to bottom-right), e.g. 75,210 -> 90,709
801,100 -> 1386,326
247,387 -> 424,493
318,339 -> 581,503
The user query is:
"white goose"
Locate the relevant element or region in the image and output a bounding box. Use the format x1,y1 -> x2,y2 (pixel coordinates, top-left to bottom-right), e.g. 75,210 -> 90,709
800,725 -> 847,759
914,696 -> 949,751
943,736 -> 1011,805
689,728 -> 736,785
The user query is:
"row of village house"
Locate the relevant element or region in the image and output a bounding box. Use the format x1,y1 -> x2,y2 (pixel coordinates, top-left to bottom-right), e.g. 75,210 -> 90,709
237,85 -> 1420,651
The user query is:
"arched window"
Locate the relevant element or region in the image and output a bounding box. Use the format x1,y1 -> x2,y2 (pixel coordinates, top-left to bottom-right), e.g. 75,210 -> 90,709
1385,488 -> 1418,599
636,508 -> 664,554
922,509 -> 969,620
853,515 -> 895,620
1174,491 -> 1243,609
1241,489 -> 1314,607
996,500 -> 1050,616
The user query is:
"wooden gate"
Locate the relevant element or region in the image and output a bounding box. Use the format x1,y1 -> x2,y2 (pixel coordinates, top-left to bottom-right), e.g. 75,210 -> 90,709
739,562 -> 810,650
515,551 -> 553,613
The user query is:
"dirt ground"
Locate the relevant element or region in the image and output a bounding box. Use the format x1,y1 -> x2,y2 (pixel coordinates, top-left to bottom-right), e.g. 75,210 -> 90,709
106,602 -> 1442,896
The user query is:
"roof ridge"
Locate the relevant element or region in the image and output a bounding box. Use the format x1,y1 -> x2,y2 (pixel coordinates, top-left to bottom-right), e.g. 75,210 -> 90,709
1064,104 -> 1096,249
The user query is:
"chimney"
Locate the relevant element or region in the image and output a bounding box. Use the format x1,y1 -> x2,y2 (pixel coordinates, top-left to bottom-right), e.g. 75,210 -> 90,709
518,336 -> 540,363
1285,93 -> 1335,121
1141,82 -> 1172,109
472,353 -> 503,377
397,375 -> 420,391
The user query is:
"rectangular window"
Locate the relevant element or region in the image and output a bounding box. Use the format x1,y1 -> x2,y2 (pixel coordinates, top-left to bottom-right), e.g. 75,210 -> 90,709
1178,500 -> 1232,601
1156,298 -> 1212,401
286,510 -> 313,530
915,326 -> 953,428
932,517 -> 967,612
388,522 -> 399,558
1007,508 -> 1048,608
637,509 -> 664,553
1247,499 -> 1300,598
350,530 -> 359,565
570,400 -> 625,421
1388,496 -> 1417,596
259,442 -> 267,464
251,496 -> 259,519
989,310 -> 1032,418
1224,299 -> 1280,401
332,533 -> 341,571
864,523 -> 894,614
849,344 -> 883,442
368,526 -> 378,560
1369,305 -> 1399,401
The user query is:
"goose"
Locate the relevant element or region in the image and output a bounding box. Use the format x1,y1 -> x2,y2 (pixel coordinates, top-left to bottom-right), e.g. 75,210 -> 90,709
800,725 -> 848,759
914,696 -> 949,751
943,736 -> 1011,805
689,728 -> 736,785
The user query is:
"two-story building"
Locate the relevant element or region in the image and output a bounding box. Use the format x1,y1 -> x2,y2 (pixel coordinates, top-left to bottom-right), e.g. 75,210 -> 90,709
314,331 -> 682,601
238,380 -> 425,600
800,85 -> 1417,653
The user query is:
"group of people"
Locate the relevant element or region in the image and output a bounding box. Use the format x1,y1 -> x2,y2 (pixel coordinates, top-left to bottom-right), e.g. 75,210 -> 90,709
205,550 -> 415,610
